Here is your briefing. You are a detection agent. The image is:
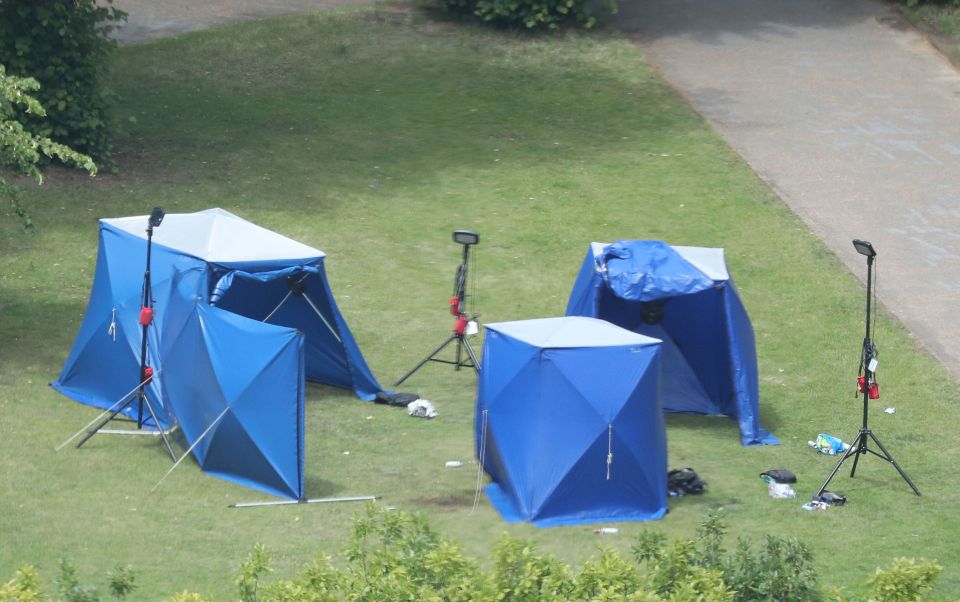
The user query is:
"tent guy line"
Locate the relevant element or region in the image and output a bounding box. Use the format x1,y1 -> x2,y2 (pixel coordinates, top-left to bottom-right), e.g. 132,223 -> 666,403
55,369 -> 163,452
152,406 -> 232,493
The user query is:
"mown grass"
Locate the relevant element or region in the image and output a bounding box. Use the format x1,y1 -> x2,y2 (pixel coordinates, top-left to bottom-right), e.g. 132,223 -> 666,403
904,2 -> 960,64
1,4 -> 958,599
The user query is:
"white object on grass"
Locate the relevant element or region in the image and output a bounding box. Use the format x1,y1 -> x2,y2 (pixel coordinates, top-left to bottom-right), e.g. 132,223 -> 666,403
408,399 -> 438,419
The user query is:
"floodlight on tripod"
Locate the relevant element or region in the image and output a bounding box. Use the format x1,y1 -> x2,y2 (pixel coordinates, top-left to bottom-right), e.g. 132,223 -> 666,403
815,239 -> 920,498
65,207 -> 178,461
395,230 -> 481,386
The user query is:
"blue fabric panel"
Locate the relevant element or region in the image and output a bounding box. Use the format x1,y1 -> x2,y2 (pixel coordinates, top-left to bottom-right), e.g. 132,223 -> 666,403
565,241 -> 778,447
723,281 -> 780,446
477,320 -> 667,526
565,247 -> 603,317
475,332 -> 542,519
600,241 -> 716,302
212,263 -> 380,400
52,224 -> 205,428
162,299 -> 304,499
653,288 -> 733,411
484,483 -> 526,523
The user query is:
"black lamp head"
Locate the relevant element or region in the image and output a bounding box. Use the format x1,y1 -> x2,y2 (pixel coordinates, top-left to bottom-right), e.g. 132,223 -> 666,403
148,207 -> 165,228
453,230 -> 479,246
852,239 -> 876,257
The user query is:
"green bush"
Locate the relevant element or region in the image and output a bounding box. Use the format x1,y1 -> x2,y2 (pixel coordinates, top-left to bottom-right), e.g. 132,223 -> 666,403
906,0 -> 960,6
866,558 -> 942,601
1,508 -> 949,600
0,0 -> 125,162
440,0 -> 616,30
0,565 -> 44,602
0,64 -> 96,229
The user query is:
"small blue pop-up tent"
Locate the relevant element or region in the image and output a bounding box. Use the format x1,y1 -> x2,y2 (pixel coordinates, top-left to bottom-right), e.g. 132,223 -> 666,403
476,316 -> 667,526
52,208 -> 382,499
566,241 -> 778,447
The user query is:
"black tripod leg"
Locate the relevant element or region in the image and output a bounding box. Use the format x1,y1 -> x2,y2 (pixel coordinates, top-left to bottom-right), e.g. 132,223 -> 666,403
395,333 -> 459,386
76,397 -> 137,449
866,431 -> 921,496
462,337 -> 481,374
139,392 -> 178,462
455,335 -> 463,372
815,431 -> 862,498
849,435 -> 864,478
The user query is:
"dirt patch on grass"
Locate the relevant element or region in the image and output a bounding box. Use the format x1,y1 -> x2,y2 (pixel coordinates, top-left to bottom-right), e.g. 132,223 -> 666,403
411,492 -> 476,508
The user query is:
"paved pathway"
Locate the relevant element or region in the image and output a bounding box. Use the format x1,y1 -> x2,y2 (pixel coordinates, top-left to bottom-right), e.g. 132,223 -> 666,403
616,0 -> 960,381
110,0 -> 373,44
112,0 -> 960,380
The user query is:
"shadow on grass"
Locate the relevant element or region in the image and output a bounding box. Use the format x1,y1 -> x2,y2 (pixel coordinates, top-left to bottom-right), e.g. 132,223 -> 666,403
303,475 -> 347,498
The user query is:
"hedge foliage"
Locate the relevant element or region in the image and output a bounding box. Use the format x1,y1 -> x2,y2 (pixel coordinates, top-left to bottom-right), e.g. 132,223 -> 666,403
0,65 -> 96,229
0,506 -> 946,601
906,0 -> 960,6
0,0 -> 125,162
440,0 -> 617,31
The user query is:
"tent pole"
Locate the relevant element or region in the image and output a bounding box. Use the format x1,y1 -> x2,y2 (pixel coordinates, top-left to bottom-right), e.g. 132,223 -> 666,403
57,378 -> 148,451
151,406 -> 231,492
301,293 -> 342,343
71,370 -> 162,450
138,380 -> 178,462
262,289 -> 294,323
229,495 -> 379,509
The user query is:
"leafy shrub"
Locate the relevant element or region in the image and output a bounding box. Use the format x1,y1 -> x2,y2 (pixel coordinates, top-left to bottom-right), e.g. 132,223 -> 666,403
493,535 -> 572,601
440,0 -> 616,31
906,0 -> 960,6
0,0 -> 125,162
866,558 -> 942,601
56,558 -> 99,602
0,565 -> 44,602
0,64 -> 96,229
236,544 -> 273,602
106,565 -> 136,600
0,507 -> 949,600
634,509 -> 818,602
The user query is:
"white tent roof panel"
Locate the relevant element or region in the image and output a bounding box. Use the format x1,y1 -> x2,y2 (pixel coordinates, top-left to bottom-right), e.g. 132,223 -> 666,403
103,208 -> 324,264
487,316 -> 661,348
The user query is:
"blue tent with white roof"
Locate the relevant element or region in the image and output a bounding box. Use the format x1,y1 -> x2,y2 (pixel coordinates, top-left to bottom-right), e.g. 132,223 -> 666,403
52,208 -> 382,499
566,240 -> 778,447
476,316 -> 667,526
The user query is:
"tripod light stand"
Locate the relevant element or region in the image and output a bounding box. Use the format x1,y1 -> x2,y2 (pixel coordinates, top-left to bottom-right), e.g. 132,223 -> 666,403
815,239 -> 920,497
75,207 -> 177,461
395,230 -> 481,386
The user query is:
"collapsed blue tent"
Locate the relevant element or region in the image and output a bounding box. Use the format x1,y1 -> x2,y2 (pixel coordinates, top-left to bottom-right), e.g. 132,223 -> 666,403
566,241 -> 778,447
476,317 -> 667,526
52,208 -> 383,499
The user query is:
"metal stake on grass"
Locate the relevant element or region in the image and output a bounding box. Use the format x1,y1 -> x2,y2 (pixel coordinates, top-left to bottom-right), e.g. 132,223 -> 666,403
230,496 -> 380,509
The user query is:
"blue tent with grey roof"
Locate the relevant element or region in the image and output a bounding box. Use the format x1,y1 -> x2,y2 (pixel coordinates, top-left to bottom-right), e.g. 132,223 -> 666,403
52,208 -> 382,499
476,316 -> 667,526
566,240 -> 778,447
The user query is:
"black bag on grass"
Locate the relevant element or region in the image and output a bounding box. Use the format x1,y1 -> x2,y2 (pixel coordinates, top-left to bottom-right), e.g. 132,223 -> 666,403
668,468 -> 706,496
760,469 -> 797,484
374,391 -> 420,407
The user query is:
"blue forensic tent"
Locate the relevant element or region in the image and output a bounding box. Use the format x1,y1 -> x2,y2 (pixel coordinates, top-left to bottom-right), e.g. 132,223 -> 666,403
566,241 -> 778,447
476,316 -> 667,526
52,208 -> 382,499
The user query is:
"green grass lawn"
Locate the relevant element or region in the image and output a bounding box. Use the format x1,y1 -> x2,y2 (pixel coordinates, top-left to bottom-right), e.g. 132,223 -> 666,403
2,5 -> 958,599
